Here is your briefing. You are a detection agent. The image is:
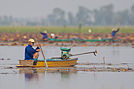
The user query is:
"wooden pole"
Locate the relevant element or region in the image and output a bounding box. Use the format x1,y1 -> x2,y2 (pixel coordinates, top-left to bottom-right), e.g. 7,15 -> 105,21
37,26 -> 48,69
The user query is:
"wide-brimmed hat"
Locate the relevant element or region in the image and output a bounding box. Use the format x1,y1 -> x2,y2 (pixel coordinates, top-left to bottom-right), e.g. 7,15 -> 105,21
44,30 -> 47,33
112,28 -> 116,31
28,39 -> 35,43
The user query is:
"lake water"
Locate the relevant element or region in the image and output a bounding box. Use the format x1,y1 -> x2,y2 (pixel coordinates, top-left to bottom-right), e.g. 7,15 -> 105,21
0,46 -> 134,89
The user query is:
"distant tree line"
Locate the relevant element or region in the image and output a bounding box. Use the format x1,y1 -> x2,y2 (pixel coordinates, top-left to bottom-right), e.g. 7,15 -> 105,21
0,4 -> 134,26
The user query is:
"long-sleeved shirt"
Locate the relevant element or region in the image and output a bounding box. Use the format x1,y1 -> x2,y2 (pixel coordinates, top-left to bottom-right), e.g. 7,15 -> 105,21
40,32 -> 48,39
111,28 -> 120,37
25,45 -> 40,60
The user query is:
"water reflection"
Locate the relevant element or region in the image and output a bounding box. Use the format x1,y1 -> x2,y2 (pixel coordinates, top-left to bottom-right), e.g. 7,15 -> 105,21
18,68 -> 77,82
19,68 -> 39,82
112,47 -> 120,56
24,69 -> 39,81
0,67 -> 133,89
61,72 -> 70,79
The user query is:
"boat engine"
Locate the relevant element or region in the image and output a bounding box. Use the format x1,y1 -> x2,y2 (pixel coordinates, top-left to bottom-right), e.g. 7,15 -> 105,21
60,48 -> 71,60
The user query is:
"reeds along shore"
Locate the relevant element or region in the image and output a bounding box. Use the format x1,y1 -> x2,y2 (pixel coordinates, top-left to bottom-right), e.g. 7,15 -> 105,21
0,32 -> 134,46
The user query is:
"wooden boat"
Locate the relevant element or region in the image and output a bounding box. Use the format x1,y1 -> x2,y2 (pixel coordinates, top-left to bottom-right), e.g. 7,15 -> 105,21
16,58 -> 78,67
48,38 -> 105,42
48,38 -> 120,42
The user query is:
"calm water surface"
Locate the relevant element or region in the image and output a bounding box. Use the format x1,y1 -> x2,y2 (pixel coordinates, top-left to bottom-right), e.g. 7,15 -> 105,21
0,46 -> 134,89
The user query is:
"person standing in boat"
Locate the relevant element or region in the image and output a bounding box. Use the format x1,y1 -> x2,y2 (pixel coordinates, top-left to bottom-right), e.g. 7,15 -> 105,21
111,25 -> 120,42
40,30 -> 49,41
25,39 -> 40,64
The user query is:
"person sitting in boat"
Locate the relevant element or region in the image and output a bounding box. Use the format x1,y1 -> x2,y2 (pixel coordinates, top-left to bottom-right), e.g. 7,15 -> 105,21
50,33 -> 55,39
111,25 -> 120,41
25,39 -> 40,64
50,33 -> 58,39
40,30 -> 49,41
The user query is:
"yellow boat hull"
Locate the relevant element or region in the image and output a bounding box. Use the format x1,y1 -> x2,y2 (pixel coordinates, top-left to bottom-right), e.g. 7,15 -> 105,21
16,58 -> 78,67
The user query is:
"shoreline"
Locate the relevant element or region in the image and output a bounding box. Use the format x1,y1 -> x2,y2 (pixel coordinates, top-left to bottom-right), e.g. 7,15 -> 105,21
0,32 -> 134,47
0,41 -> 133,47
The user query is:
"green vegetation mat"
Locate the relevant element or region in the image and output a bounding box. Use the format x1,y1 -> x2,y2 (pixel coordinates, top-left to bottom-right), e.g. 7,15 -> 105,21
0,26 -> 133,33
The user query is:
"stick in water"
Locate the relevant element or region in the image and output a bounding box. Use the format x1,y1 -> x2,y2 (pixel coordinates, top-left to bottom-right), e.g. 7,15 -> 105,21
37,26 -> 48,69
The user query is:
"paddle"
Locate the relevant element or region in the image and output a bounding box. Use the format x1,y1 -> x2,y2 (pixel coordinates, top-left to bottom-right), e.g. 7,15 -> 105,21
36,26 -> 48,69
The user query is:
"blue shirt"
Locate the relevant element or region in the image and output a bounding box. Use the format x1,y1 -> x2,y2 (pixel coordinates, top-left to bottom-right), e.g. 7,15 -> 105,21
111,28 -> 119,37
40,32 -> 48,39
25,45 -> 40,60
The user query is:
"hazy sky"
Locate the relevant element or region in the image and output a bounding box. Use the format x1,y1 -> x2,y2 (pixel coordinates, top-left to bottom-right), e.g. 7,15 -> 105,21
0,0 -> 134,18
